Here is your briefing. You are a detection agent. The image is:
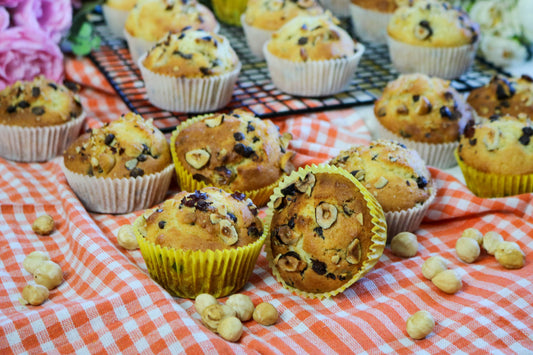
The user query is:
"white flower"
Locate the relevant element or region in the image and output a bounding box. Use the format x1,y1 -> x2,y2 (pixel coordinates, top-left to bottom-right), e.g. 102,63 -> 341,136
469,0 -> 522,38
479,34 -> 529,67
517,0 -> 533,43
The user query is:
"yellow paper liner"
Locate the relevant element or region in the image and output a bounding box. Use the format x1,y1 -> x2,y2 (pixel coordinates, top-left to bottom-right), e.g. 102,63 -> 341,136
170,114 -> 287,207
454,149 -> 533,198
263,164 -> 387,299
133,211 -> 268,299
211,0 -> 248,26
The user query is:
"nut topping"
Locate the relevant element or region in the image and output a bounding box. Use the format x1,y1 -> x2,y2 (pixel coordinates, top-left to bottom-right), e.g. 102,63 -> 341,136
295,173 -> 316,195
416,96 -> 432,115
280,152 -> 295,174
374,176 -> 389,189
396,104 -> 409,115
414,20 -> 433,40
185,149 -> 210,169
219,220 -> 238,245
297,0 -> 315,9
280,132 -> 292,150
277,225 -> 298,245
316,202 -> 337,229
483,128 -> 501,151
277,252 -> 306,272
346,238 -> 362,265
356,213 -> 363,226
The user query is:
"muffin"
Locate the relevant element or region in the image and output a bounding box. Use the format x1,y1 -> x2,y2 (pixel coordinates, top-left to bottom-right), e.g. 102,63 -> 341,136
349,0 -> 410,43
241,0 -> 324,59
466,75 -> 533,121
456,115 -> 533,197
263,14 -> 365,97
374,73 -> 474,168
134,187 -> 266,298
170,110 -> 295,206
124,0 -> 218,65
329,140 -> 436,240
387,0 -> 480,79
0,75 -> 86,162
321,0 -> 350,17
102,0 -> 137,38
62,112 -> 174,213
139,29 -> 241,113
264,164 -> 387,299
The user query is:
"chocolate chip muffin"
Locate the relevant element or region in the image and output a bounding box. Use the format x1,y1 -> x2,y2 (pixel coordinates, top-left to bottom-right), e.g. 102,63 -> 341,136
466,75 -> 533,121
374,73 -> 473,168
456,116 -> 533,197
171,110 -> 295,206
0,76 -> 86,162
330,140 -> 436,239
62,112 -> 174,213
134,187 -> 266,298
265,165 -> 387,298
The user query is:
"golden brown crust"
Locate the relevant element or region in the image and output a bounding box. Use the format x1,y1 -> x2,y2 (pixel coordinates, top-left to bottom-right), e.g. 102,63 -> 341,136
0,76 -> 83,127
105,0 -> 136,11
466,75 -> 533,120
142,29 -> 239,77
457,116 -> 533,175
329,140 -> 433,212
174,110 -> 294,193
350,0 -> 407,13
63,112 -> 171,178
124,0 -> 217,41
244,0 -> 324,31
266,14 -> 357,62
141,187 -> 263,251
374,73 -> 473,143
269,172 -> 377,294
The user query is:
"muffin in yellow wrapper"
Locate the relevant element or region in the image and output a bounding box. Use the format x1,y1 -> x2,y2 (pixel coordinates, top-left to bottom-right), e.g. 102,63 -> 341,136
264,164 -> 387,299
133,187 -> 267,299
170,111 -> 295,207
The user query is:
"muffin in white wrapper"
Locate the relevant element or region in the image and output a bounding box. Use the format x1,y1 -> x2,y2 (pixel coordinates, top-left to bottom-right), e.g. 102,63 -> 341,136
240,14 -> 274,60
0,112 -> 86,163
387,35 -> 478,80
102,5 -> 129,39
62,163 -> 174,214
350,4 -> 393,44
263,42 -> 365,97
139,53 -> 241,113
320,0 -> 350,17
124,29 -> 156,66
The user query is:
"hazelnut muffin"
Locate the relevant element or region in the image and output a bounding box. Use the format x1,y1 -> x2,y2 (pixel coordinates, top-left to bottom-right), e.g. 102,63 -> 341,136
329,140 -> 436,240
124,0 -> 218,64
263,14 -> 365,97
241,0 -> 324,59
139,29 -> 241,112
456,116 -> 533,197
466,75 -> 533,121
0,75 -> 86,162
102,0 -> 137,38
264,164 -> 387,299
374,73 -> 474,168
387,0 -> 480,79
62,112 -> 174,213
170,110 -> 295,206
134,187 -> 266,298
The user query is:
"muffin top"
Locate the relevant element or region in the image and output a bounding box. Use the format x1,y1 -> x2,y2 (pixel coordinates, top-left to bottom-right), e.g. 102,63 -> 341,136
267,169 -> 385,295
466,75 -> 533,121
350,0 -> 411,13
139,187 -> 263,251
124,0 -> 218,41
266,14 -> 357,62
142,29 -> 239,77
457,116 -> 533,175
329,140 -> 433,212
173,109 -> 295,193
387,0 -> 479,47
106,0 -> 137,10
374,73 -> 473,144
244,0 -> 324,31
0,76 -> 83,127
63,112 -> 171,178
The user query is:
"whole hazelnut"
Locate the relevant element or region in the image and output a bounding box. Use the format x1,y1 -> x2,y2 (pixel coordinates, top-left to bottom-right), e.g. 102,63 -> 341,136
421,256 -> 448,280
431,269 -> 462,294
494,241 -> 525,269
34,260 -> 63,290
483,231 -> 504,255
406,310 -> 435,340
117,224 -> 139,250
20,283 -> 50,306
455,237 -> 480,263
217,316 -> 243,342
32,214 -> 55,236
23,251 -> 50,275
253,302 -> 278,326
226,294 -> 255,322
390,232 -> 418,258
195,293 -> 218,316
461,228 -> 483,245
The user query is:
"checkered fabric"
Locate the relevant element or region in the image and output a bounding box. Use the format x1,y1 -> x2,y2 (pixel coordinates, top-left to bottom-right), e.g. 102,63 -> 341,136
0,56 -> 531,354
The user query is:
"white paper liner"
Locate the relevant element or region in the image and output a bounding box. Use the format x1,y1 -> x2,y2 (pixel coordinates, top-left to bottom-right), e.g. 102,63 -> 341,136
102,5 -> 129,39
124,29 -> 155,66
376,120 -> 459,169
320,0 -> 350,17
62,163 -> 174,214
349,4 -> 392,44
138,53 -> 241,113
0,112 -> 86,163
263,42 -> 365,97
386,35 -> 478,80
240,14 -> 274,60
385,185 -> 437,242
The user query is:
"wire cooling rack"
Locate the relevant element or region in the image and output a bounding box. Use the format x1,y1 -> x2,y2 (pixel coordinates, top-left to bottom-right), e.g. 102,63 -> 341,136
88,12 -> 508,133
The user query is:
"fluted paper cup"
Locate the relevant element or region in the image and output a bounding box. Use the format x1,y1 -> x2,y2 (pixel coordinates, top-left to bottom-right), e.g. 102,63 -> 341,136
349,4 -> 392,44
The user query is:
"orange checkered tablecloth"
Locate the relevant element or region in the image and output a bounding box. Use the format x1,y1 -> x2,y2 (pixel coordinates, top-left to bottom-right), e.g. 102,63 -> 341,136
1,56 -> 532,354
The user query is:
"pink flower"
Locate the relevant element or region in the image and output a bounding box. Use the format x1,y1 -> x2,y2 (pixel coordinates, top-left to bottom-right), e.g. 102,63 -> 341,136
0,0 -> 25,7
0,26 -> 64,90
0,7 -> 9,31
11,0 -> 72,43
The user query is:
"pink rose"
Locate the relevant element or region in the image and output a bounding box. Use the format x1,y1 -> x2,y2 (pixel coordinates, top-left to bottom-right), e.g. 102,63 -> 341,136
11,0 -> 72,43
0,26 -> 64,90
0,0 -> 25,7
0,7 -> 9,32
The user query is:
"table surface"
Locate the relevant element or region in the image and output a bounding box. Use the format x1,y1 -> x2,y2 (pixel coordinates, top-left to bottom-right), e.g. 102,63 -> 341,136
1,54 -> 532,354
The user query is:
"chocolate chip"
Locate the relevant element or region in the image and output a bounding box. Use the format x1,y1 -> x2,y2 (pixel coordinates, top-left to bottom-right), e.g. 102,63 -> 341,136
31,106 -> 45,115
469,138 -> 477,146
158,221 -> 166,229
313,226 -> 324,239
181,190 -> 212,211
156,208 -> 164,213
439,106 -> 452,119
247,223 -> 261,237
311,259 -> 327,275
48,83 -> 57,90
298,37 -> 308,45
7,105 -> 16,113
413,95 -> 420,102
129,167 -> 144,177
288,215 -> 296,229
200,67 -> 211,76
233,132 -> 245,141
521,74 -> 533,82
230,192 -> 246,201
463,120 -> 476,138
137,154 -> 147,162
416,176 -> 428,189
495,78 -> 515,100
173,50 -> 193,60
192,173 -> 211,184
326,273 -> 336,280
227,212 -> 237,223
18,101 -> 30,109
248,203 -> 258,216
64,81 -> 79,92
233,143 -> 255,158
32,87 -> 40,97
104,133 -> 115,146
280,183 -> 297,196
519,127 -> 533,146
246,122 -> 255,133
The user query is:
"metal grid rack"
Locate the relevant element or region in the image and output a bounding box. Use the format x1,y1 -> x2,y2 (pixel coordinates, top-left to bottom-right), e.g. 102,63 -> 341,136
88,12 -> 508,133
